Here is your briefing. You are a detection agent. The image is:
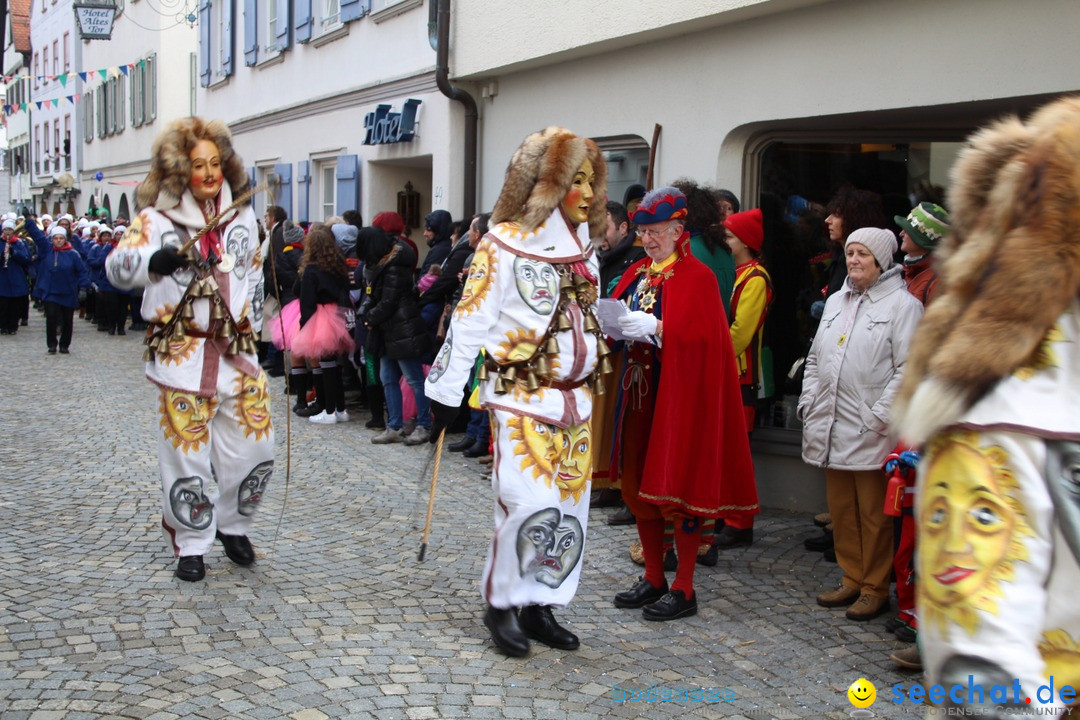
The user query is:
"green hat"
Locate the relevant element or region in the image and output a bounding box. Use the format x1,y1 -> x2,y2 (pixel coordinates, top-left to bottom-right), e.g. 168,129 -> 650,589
894,202 -> 950,252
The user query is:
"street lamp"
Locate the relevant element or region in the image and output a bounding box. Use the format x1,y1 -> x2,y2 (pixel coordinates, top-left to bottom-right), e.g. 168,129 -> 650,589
73,1 -> 122,41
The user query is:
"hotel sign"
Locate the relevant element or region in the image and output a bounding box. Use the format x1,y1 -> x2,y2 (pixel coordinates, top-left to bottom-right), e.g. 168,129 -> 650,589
363,99 -> 422,145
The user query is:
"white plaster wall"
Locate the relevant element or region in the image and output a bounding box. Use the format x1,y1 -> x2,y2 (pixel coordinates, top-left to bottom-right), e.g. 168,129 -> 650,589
467,0 -> 1080,211
29,0 -> 80,191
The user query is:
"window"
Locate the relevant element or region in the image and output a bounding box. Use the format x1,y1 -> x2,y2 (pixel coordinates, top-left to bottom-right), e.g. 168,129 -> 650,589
265,0 -> 278,53
43,47 -> 48,83
318,0 -> 341,32
147,54 -> 157,121
34,135 -> 40,175
97,89 -> 106,139
62,34 -> 69,72
208,0 -> 233,81
33,54 -> 38,89
131,55 -> 158,126
53,40 -> 58,75
63,116 -> 71,170
84,91 -> 94,143
53,121 -> 60,172
319,162 -> 336,222
116,77 -> 125,132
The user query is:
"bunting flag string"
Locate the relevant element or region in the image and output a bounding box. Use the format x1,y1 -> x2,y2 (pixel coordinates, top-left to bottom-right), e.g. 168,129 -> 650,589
0,59 -> 148,119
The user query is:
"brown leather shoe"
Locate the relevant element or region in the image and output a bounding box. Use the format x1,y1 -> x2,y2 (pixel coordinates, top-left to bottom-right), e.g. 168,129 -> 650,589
890,645 -> 922,670
846,593 -> 889,621
816,584 -> 860,608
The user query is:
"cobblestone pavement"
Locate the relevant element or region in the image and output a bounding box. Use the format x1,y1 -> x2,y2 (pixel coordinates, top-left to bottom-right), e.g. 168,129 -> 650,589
1,315 -> 926,720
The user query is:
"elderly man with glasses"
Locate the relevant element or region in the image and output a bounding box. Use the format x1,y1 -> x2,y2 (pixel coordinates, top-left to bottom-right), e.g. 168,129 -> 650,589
607,186 -> 758,621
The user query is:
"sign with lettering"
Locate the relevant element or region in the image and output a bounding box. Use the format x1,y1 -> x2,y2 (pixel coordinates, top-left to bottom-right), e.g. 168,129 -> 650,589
74,2 -> 117,40
363,99 -> 422,145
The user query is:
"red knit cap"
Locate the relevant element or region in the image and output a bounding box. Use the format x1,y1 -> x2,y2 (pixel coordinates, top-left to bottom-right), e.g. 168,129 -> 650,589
723,208 -> 764,253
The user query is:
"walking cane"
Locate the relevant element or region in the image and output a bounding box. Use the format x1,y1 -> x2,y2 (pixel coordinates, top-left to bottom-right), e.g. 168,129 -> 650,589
417,428 -> 447,562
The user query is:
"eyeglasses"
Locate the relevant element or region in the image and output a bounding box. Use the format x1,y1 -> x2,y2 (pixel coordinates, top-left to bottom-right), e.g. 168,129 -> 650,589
640,226 -> 672,239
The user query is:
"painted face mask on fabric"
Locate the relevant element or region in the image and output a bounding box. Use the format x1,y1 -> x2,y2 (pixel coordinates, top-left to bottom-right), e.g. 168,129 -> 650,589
516,508 -> 584,588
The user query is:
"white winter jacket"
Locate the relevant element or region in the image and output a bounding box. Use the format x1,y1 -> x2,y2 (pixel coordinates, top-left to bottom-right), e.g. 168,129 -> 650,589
798,266 -> 923,470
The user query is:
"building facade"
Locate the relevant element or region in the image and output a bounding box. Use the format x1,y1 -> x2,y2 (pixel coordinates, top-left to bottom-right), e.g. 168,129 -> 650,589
78,2 -> 196,223
196,0 -> 460,237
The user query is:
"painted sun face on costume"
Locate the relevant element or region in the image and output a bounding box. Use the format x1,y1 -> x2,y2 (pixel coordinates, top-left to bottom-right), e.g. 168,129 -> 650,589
515,508 -> 584,588
455,239 -> 497,318
189,139 -> 223,203
513,256 -> 559,315
554,424 -> 591,504
1039,630 -> 1080,688
169,476 -> 214,530
918,432 -> 1035,636
159,390 -> 218,454
119,214 -> 150,249
235,373 -> 272,440
507,414 -> 559,481
237,460 -> 273,516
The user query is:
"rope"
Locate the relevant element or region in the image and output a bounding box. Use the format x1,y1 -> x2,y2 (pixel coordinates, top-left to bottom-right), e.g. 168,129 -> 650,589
179,183 -> 268,255
417,429 -> 446,562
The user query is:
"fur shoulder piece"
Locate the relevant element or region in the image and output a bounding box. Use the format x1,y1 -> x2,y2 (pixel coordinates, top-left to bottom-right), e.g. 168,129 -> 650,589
894,96 -> 1080,444
490,126 -> 608,244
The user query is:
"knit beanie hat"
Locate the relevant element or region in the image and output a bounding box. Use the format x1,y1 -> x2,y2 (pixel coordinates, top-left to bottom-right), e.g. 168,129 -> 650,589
846,227 -> 897,270
723,208 -> 764,252
283,221 -> 304,245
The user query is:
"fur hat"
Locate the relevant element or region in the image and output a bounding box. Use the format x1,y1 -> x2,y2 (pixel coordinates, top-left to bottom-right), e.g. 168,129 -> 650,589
723,208 -> 764,252
137,117 -> 250,211
846,227 -> 897,270
895,202 -> 950,252
894,96 -> 1080,445
491,127 -> 608,241
632,187 -> 688,225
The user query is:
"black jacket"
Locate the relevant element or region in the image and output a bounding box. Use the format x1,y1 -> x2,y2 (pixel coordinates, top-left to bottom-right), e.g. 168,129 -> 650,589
361,228 -> 432,361
599,235 -> 647,297
420,209 -> 454,271
298,266 -> 350,326
274,245 -> 303,304
419,237 -> 472,307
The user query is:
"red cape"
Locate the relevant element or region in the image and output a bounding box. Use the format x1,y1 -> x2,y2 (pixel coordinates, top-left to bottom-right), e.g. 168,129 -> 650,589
610,237 -> 759,518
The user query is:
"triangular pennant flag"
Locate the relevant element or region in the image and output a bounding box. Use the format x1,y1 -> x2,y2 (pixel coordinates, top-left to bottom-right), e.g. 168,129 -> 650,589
51,98 -> 59,107
98,69 -> 108,80
19,103 -> 27,112
137,60 -> 146,70
58,73 -> 68,87
35,101 -> 42,110
67,95 -> 75,105
120,66 -> 129,76
111,66 -> 120,77
79,72 -> 88,82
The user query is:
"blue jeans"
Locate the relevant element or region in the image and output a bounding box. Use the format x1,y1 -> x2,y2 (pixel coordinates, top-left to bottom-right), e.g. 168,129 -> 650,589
380,357 -> 431,431
467,409 -> 490,443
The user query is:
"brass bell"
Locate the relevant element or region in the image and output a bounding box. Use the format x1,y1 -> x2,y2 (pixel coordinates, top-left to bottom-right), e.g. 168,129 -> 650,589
596,339 -> 611,357
559,273 -> 574,291
503,366 -> 518,383
593,376 -> 607,396
204,276 -> 219,293
210,300 -> 226,321
170,323 -> 185,341
525,371 -> 541,392
494,376 -> 509,394
545,336 -> 560,354
157,336 -> 172,354
599,356 -> 614,375
557,313 -> 573,332
181,301 -> 195,319
477,363 -> 490,382
143,348 -> 154,362
583,313 -> 599,332
246,336 -> 259,354
226,337 -> 240,356
534,354 -> 549,376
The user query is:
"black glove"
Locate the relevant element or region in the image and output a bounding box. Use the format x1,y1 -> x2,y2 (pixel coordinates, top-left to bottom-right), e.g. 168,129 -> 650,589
429,399 -> 461,443
149,246 -> 190,276
20,206 -> 34,219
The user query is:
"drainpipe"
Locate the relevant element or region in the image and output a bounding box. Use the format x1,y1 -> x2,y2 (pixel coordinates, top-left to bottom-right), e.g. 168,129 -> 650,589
434,0 -> 477,218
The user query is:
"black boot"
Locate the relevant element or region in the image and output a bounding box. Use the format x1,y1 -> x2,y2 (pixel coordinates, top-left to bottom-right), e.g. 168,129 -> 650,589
483,605 -> 529,657
449,436 -> 476,452
463,438 -> 489,458
216,531 -> 255,566
518,606 -> 579,650
365,383 -> 386,429
290,370 -> 310,409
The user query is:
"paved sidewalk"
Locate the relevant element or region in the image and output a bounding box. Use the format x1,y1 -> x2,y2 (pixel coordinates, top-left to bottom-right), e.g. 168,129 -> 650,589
0,315 -> 923,719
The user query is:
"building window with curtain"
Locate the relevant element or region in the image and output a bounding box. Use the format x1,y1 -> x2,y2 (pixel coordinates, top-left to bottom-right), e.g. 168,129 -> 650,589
319,161 -> 336,223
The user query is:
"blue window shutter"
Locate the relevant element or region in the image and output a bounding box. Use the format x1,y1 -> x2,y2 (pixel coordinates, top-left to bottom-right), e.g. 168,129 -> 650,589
243,0 -> 258,66
336,155 -> 359,214
222,0 -> 235,76
274,163 -> 293,219
275,0 -> 291,51
296,161 -> 310,224
249,166 -> 256,191
340,0 -> 370,22
199,0 -> 211,87
294,0 -> 312,44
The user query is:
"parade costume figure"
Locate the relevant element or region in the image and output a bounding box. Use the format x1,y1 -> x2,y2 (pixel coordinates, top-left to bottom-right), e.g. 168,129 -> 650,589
895,97 -> 1080,716
0,221 -> 32,335
425,127 -> 610,657
107,118 -> 273,582
609,187 -> 758,621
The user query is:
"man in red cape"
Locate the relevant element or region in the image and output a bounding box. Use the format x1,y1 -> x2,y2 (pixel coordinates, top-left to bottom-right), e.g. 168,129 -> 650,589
608,186 -> 758,620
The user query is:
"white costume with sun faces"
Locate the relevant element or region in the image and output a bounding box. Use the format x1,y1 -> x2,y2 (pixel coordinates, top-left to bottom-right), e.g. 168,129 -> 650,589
106,183 -> 274,558
425,208 -> 600,609
916,300 -> 1080,713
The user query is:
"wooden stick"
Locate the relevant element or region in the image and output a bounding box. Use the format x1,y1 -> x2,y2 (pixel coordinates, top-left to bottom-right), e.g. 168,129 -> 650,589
179,183 -> 268,254
417,429 -> 447,562
645,124 -> 662,191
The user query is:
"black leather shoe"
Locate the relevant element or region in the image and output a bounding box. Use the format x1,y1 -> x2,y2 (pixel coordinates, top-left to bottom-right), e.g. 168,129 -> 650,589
463,439 -> 489,458
295,403 -> 323,418
663,548 -> 678,571
697,542 -> 719,567
216,532 -> 255,566
613,577 -> 669,609
643,589 -> 698,621
365,417 -> 386,430
823,547 -> 837,563
804,531 -> 833,551
518,606 -> 579,650
483,605 -> 529,657
176,555 -> 205,581
714,525 -> 754,549
590,488 -> 622,508
448,436 -> 475,452
607,505 -> 635,526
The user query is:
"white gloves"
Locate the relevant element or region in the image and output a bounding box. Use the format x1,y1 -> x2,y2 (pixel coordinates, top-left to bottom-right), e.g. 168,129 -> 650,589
617,310 -> 658,339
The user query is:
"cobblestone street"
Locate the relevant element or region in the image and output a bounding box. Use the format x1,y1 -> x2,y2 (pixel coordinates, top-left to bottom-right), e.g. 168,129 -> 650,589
1,316 -> 924,720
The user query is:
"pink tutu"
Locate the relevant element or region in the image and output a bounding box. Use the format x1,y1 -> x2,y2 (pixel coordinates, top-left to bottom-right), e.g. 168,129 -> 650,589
269,298 -> 301,351
291,303 -> 356,359
399,364 -> 431,421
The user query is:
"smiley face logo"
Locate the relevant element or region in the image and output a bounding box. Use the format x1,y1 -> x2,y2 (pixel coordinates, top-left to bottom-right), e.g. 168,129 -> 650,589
847,678 -> 876,708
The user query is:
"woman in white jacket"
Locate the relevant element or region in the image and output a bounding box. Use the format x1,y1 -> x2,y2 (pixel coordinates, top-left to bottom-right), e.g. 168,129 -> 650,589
798,227 -> 923,621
